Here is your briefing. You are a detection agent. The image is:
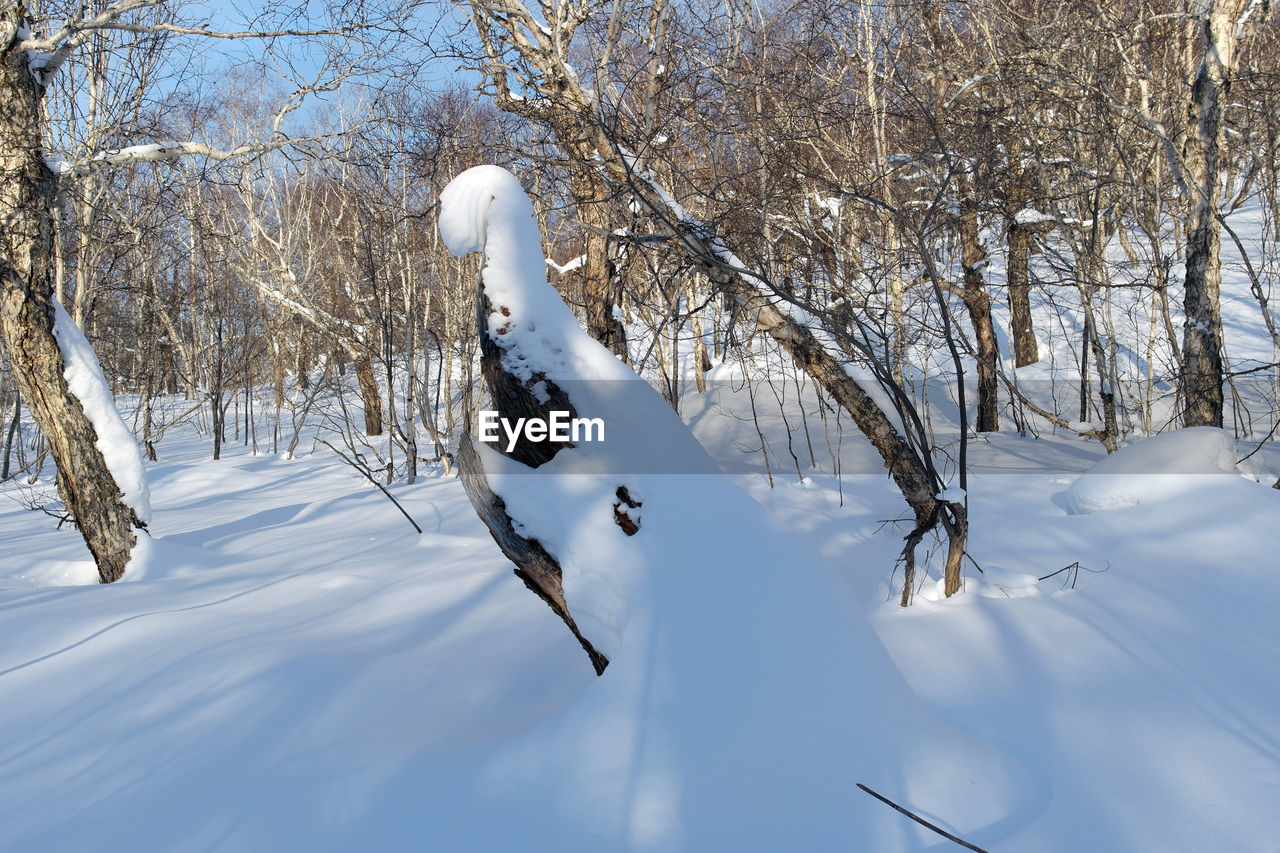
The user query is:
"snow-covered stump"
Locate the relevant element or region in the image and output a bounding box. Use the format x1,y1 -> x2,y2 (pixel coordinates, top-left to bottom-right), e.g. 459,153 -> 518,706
440,165 -> 674,671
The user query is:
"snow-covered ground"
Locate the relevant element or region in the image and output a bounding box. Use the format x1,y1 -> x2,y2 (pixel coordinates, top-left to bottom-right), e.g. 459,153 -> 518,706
5,413 -> 1278,850
4,168 -> 1280,850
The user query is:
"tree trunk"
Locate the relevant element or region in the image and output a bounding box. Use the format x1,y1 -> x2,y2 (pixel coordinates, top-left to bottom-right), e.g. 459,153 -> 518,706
959,203 -> 1000,433
1006,221 -> 1039,367
572,171 -> 629,361
2,390 -> 19,479
1,10 -> 146,582
351,350 -> 384,436
1180,0 -> 1245,428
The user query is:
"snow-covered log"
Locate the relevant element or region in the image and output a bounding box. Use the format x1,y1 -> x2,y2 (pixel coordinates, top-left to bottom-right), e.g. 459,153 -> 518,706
439,164 -> 713,669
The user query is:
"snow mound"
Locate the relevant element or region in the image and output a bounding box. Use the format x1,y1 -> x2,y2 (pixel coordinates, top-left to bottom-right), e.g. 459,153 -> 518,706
441,165 -> 629,386
1066,427 -> 1241,514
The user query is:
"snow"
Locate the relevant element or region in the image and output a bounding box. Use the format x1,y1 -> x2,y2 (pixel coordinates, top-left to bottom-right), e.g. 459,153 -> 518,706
546,254 -> 586,274
1013,207 -> 1055,226
4,166 -> 1280,851
436,165 -> 1037,845
1066,427 -> 1244,514
50,299 -> 152,573
41,154 -> 71,175
3,373 -> 1280,849
439,165 -> 607,384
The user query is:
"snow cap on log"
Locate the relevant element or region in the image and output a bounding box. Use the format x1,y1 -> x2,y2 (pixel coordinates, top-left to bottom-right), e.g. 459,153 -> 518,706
441,165 -> 627,387
438,165 -> 714,476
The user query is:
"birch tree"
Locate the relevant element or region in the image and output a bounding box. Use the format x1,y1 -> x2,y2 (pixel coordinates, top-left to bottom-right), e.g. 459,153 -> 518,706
1,0 -> 419,582
1180,0 -> 1272,426
454,0 -> 973,600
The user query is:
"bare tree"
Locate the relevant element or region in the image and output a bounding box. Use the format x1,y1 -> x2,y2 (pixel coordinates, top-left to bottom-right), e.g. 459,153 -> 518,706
1,0 -> 421,581
452,0 -> 975,600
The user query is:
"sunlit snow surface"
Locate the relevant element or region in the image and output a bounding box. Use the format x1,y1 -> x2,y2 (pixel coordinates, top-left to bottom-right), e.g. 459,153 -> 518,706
1,167 -> 1278,850
432,164 -> 1038,848
1066,426 -> 1244,513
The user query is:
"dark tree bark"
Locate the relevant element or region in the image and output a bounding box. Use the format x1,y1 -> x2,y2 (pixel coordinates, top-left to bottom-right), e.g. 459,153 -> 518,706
456,434 -> 608,675
959,202 -> 1000,433
1006,220 -> 1039,367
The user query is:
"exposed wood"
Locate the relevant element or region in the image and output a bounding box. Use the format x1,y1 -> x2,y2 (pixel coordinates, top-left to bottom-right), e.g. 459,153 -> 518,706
475,281 -> 577,467
456,434 -> 609,675
613,485 -> 641,536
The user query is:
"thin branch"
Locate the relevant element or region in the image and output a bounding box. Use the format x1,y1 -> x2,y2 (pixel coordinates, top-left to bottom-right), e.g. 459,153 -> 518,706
856,783 -> 991,852
317,438 -> 423,534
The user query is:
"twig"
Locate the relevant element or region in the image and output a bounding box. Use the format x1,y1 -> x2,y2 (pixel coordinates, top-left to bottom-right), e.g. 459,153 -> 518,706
318,439 -> 422,534
141,394 -> 213,443
1038,560 -> 1110,590
856,783 -> 991,852
1038,561 -> 1080,582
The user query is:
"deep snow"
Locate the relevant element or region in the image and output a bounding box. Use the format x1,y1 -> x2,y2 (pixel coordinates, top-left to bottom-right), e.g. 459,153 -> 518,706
5,415 -> 1278,851
2,168 -> 1280,850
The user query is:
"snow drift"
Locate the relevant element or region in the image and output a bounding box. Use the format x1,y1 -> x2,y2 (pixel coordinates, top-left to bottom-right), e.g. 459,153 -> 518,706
1066,427 -> 1243,514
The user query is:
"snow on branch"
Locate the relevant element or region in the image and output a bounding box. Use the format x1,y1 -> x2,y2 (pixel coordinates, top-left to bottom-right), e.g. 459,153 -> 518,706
545,254 -> 586,274
251,279 -> 365,340
20,0 -> 164,79
67,139 -> 290,176
19,0 -> 367,83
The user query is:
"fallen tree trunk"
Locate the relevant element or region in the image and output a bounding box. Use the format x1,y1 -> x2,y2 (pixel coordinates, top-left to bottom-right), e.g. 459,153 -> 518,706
456,434 -> 609,675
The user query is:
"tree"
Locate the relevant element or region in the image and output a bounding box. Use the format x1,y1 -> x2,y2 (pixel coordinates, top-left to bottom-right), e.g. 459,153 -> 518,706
2,3 -> 150,582
1,0 -> 419,581
1180,0 -> 1271,427
453,0 -> 973,601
